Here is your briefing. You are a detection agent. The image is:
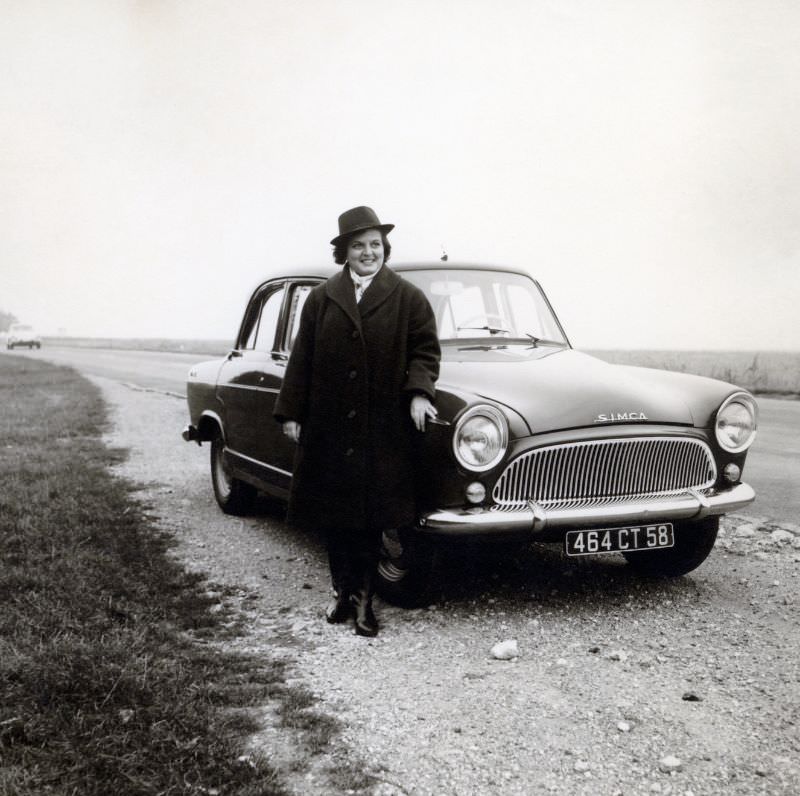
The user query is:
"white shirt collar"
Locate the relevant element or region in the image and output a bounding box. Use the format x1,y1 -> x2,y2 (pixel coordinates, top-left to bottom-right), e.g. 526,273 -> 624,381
348,265 -> 381,299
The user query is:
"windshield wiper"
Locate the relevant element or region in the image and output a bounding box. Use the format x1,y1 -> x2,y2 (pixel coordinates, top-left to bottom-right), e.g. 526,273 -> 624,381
524,334 -> 565,348
456,325 -> 510,336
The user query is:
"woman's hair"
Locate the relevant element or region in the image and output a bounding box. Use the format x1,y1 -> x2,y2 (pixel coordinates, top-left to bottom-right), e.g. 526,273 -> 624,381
332,229 -> 392,265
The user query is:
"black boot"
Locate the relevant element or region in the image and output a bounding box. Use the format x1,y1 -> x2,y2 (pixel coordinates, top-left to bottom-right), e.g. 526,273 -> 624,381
352,566 -> 378,637
353,590 -> 378,636
325,589 -> 352,624
325,533 -> 354,624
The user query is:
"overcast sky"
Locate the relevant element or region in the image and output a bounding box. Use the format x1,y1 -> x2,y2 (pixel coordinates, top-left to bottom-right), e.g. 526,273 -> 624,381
1,0 -> 798,349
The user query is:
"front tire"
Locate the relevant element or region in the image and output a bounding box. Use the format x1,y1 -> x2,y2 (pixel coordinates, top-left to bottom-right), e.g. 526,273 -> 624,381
623,516 -> 719,577
210,432 -> 256,515
377,528 -> 438,607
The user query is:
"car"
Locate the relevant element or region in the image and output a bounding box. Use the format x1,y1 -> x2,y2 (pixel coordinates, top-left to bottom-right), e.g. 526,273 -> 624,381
182,263 -> 757,605
6,323 -> 42,350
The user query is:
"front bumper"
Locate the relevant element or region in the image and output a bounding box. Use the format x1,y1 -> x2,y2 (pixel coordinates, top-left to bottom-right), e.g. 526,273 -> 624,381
418,482 -> 755,538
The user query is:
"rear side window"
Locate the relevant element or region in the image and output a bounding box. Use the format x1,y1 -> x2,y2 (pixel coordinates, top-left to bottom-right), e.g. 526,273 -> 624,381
240,285 -> 285,351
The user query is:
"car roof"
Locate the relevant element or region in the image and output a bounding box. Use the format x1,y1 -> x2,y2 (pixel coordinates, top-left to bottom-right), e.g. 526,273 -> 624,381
270,261 -> 537,282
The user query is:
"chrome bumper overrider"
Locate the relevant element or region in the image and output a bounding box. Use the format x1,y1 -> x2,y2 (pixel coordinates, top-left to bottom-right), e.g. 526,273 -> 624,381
418,482 -> 756,536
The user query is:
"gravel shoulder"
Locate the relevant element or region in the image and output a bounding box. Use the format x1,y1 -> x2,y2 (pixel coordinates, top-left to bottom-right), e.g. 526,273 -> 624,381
96,377 -> 800,796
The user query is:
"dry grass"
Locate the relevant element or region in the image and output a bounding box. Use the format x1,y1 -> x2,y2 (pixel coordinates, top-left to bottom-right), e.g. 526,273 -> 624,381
0,355 -> 363,795
42,337 -> 231,357
588,350 -> 800,396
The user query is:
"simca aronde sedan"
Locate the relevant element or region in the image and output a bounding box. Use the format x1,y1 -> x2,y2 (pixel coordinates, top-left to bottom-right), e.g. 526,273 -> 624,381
183,263 -> 757,605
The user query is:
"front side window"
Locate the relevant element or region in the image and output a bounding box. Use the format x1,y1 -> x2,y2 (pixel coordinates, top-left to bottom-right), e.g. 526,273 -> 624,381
284,283 -> 315,351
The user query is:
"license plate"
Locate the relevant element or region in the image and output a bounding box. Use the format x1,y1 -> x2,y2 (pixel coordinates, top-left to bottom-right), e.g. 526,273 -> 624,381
565,523 -> 674,556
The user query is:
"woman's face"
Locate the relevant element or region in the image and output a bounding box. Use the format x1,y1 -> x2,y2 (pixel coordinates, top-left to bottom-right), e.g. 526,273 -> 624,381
347,228 -> 384,277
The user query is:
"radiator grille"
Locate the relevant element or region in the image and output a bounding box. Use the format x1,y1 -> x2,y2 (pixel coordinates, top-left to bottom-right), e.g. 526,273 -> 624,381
492,437 -> 716,509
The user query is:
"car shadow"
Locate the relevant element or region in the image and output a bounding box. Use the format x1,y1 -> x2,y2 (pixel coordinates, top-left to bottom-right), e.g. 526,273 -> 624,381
426,538 -> 712,615
244,497 -> 708,615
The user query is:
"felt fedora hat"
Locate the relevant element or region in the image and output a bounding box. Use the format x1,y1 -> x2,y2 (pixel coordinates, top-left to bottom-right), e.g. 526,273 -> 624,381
330,206 -> 394,246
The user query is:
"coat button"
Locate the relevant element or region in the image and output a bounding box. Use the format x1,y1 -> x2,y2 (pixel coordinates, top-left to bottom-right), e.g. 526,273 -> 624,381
351,330 -> 359,339
345,448 -> 354,457
347,409 -> 356,419
349,369 -> 357,379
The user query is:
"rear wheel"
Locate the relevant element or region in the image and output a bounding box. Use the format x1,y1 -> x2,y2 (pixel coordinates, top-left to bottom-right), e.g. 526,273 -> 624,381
377,528 -> 438,607
210,432 -> 256,515
623,516 -> 719,577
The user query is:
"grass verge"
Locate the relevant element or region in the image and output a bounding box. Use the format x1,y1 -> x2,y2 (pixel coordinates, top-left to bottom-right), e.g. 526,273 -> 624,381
0,355 -> 344,795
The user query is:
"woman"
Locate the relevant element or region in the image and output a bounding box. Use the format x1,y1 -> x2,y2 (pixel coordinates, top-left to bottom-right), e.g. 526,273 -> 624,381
273,206 -> 440,637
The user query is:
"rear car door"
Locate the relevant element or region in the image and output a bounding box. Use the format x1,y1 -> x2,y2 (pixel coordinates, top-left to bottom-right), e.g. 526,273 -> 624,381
216,281 -> 287,487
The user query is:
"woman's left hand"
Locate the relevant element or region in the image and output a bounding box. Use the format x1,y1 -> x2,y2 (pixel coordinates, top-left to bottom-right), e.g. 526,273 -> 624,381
410,395 -> 438,431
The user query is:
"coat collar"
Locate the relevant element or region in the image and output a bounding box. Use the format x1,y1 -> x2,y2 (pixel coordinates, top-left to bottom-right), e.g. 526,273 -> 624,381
325,264 -> 401,329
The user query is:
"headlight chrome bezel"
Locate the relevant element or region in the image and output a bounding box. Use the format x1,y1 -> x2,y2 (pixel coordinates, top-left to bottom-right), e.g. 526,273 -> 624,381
452,404 -> 509,472
715,391 -> 758,454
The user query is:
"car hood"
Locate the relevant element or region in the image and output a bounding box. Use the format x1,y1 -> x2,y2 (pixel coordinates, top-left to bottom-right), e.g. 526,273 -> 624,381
438,347 -> 720,435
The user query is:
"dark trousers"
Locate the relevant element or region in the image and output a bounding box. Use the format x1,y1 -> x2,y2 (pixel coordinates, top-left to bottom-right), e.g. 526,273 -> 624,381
326,527 -> 383,596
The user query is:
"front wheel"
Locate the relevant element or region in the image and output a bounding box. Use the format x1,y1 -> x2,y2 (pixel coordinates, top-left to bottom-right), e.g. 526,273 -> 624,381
623,516 -> 719,577
377,528 -> 438,608
210,432 -> 256,515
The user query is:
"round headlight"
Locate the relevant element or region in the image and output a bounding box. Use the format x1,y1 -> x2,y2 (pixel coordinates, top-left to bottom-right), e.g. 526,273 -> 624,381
453,405 -> 508,472
715,392 -> 758,453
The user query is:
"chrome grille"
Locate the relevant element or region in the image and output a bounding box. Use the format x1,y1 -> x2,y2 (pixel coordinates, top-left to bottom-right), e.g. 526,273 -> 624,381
492,437 -> 716,509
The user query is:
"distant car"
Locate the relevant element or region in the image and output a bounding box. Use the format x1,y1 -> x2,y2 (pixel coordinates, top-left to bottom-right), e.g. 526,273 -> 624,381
6,324 -> 41,350
182,263 -> 757,605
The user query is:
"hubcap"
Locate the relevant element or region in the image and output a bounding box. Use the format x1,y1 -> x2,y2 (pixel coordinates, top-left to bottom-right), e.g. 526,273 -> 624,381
379,530 -> 409,583
213,442 -> 232,499
378,558 -> 409,583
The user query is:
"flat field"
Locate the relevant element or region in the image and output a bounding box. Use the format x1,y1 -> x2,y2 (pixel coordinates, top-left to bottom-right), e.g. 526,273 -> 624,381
587,349 -> 800,397
40,338 -> 800,397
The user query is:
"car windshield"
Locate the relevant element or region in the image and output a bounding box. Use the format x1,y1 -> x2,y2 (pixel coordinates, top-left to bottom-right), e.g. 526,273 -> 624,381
401,268 -> 568,345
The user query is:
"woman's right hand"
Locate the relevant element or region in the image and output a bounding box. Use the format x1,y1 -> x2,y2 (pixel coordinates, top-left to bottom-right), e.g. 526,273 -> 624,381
283,420 -> 301,444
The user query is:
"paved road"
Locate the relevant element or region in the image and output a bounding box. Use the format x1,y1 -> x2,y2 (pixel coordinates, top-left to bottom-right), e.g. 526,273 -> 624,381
6,344 -> 798,525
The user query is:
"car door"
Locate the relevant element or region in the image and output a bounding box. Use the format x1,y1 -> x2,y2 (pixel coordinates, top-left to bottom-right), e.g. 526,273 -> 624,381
216,281 -> 287,487
266,280 -> 319,478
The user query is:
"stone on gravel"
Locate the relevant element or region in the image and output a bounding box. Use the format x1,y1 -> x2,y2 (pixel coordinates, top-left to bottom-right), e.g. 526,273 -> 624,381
617,721 -> 632,732
607,649 -> 629,662
573,760 -> 590,772
491,639 -> 518,660
735,524 -> 756,538
659,754 -> 683,773
770,530 -> 793,544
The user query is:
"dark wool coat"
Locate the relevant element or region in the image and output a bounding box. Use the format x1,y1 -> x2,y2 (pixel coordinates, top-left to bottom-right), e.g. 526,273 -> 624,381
273,265 -> 440,532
